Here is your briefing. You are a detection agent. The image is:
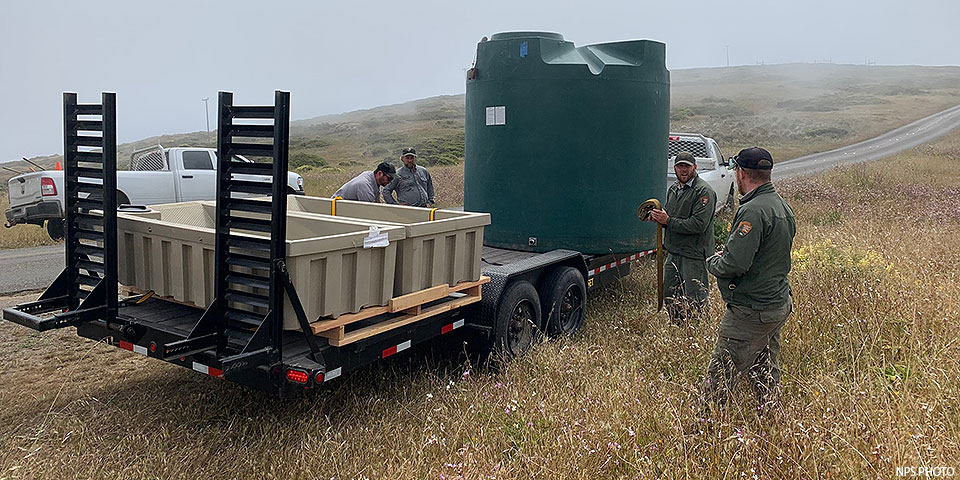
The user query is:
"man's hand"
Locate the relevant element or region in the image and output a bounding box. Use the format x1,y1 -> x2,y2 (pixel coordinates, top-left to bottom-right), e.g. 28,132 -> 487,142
649,208 -> 669,225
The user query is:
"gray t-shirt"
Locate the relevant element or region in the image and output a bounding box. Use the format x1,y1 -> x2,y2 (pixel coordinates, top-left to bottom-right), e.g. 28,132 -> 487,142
382,165 -> 434,207
333,171 -> 380,202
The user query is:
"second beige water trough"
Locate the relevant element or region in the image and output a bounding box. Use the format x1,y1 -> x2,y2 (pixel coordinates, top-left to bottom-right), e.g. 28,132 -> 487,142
284,195 -> 491,297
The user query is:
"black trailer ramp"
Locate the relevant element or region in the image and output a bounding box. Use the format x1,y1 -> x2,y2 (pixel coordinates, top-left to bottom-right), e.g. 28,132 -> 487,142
4,92 -> 119,331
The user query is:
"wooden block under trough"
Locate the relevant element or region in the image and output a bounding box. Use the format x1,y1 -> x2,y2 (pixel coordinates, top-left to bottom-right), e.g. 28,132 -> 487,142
310,276 -> 491,337
310,306 -> 390,335
388,284 -> 448,313
330,294 -> 482,347
316,325 -> 345,341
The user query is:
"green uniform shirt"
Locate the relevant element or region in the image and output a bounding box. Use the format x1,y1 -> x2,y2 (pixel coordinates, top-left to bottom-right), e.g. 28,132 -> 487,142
664,174 -> 717,260
707,182 -> 796,310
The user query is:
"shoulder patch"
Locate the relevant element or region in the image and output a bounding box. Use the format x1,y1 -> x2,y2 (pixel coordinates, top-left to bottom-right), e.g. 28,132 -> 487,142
699,195 -> 709,205
736,220 -> 752,237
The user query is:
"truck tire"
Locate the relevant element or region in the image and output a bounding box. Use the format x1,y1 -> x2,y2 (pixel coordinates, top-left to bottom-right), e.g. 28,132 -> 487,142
541,266 -> 586,337
46,219 -> 65,241
492,280 -> 542,362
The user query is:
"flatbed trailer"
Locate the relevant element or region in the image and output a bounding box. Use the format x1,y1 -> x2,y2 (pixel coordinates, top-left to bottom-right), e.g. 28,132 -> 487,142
3,91 -> 654,394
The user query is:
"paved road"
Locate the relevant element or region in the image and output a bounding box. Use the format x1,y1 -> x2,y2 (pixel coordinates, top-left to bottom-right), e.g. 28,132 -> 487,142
0,244 -> 63,294
1,103 -> 959,295
774,103 -> 960,180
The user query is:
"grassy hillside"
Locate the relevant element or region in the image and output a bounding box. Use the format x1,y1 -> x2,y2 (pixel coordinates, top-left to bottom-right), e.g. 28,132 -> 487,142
1,123 -> 958,479
3,64 -> 958,195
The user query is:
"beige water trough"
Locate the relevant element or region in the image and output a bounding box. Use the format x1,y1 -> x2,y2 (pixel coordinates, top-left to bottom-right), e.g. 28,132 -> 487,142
117,201 -> 405,330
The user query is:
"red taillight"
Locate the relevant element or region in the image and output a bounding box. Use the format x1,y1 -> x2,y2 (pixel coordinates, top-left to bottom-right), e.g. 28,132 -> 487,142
40,177 -> 57,196
668,136 -> 680,141
285,369 -> 309,384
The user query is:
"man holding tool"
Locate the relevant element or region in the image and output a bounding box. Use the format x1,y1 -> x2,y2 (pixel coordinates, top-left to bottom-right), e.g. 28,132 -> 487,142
648,151 -> 717,324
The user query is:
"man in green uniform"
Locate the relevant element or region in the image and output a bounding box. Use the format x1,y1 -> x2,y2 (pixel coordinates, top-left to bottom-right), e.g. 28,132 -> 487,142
649,151 -> 717,324
702,146 -> 796,414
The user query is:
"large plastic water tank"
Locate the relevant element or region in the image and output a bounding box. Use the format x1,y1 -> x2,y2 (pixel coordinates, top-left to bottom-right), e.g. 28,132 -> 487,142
464,32 -> 669,254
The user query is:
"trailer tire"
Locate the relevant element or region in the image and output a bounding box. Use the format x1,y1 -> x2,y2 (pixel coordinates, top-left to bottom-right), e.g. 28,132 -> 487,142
46,218 -> 65,241
542,266 -> 586,337
492,280 -> 542,362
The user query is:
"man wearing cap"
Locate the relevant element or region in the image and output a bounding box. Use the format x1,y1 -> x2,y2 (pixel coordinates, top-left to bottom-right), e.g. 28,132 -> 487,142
648,151 -> 717,324
383,147 -> 435,207
332,161 -> 396,202
701,146 -> 796,416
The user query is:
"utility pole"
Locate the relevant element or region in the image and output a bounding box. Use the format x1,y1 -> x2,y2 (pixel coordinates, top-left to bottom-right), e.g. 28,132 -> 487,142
725,45 -> 729,67
202,97 -> 210,132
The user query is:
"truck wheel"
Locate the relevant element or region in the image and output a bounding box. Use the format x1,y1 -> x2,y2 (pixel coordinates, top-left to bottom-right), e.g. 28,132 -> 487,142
46,219 -> 65,241
492,280 -> 542,361
542,267 -> 586,337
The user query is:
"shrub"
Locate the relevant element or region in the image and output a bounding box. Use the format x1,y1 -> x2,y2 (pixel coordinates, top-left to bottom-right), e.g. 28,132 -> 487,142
791,240 -> 894,281
289,152 -> 327,169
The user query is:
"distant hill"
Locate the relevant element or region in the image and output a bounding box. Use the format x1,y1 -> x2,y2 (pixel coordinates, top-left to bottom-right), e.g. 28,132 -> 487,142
3,63 -> 958,191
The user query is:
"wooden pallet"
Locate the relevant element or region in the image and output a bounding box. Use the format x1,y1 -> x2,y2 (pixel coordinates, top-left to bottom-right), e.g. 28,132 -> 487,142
311,276 -> 490,347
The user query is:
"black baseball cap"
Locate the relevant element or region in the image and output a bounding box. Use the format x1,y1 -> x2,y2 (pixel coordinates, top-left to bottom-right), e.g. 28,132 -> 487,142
375,161 -> 396,175
674,151 -> 695,166
732,147 -> 774,170
401,147 -> 417,157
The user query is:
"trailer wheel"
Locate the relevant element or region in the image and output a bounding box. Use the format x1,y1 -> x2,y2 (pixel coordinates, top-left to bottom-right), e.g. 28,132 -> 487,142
493,280 -> 542,361
542,266 -> 586,337
46,219 -> 65,241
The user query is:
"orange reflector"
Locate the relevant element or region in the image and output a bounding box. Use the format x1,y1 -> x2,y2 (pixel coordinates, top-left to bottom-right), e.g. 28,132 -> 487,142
285,369 -> 309,384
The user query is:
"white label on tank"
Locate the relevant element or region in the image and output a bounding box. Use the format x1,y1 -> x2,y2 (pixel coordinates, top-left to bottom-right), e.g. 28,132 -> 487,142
486,106 -> 506,126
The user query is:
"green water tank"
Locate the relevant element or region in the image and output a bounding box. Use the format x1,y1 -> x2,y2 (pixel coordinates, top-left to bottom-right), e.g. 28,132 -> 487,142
464,32 -> 669,254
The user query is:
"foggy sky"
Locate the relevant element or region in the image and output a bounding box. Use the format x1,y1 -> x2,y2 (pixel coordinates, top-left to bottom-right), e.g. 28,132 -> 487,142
2,0 -> 958,162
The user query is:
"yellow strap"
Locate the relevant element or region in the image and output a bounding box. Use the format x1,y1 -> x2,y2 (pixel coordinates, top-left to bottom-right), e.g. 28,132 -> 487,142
136,290 -> 155,305
332,196 -> 342,216
429,208 -> 439,221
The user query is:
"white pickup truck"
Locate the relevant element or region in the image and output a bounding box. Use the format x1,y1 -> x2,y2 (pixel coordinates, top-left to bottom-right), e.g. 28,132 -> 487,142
667,132 -> 736,212
5,146 -> 305,240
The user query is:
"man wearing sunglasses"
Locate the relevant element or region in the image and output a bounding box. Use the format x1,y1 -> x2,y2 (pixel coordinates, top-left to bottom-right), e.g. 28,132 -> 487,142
332,161 -> 396,202
701,146 -> 796,417
383,147 -> 435,207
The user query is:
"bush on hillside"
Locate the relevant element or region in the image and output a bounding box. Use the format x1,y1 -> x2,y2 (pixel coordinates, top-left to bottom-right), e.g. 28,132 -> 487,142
289,152 -> 327,169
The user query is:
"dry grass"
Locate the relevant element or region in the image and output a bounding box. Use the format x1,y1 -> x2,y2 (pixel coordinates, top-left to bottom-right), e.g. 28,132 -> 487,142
1,129 -> 958,478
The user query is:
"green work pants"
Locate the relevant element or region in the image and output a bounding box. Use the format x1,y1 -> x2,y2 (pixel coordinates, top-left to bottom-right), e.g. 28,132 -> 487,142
663,252 -> 709,322
703,297 -> 793,410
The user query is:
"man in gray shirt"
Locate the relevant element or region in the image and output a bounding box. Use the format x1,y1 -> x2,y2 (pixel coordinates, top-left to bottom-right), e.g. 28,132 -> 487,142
383,147 -> 435,207
332,161 -> 396,202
